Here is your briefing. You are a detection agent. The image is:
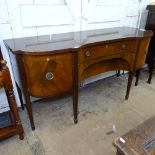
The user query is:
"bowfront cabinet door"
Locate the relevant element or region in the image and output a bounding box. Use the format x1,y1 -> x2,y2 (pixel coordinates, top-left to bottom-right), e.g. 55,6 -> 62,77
23,53 -> 73,97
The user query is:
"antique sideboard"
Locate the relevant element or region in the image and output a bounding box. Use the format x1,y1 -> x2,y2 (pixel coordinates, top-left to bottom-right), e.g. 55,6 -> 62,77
4,27 -> 153,130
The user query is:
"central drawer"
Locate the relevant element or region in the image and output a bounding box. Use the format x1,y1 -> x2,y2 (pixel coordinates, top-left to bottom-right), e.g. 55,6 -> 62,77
79,40 -> 138,63
23,53 -> 73,97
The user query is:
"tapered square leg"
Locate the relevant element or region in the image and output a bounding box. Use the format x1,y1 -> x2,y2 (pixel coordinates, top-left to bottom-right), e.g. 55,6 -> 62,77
116,70 -> 120,77
19,133 -> 24,140
148,63 -> 154,84
135,69 -> 140,86
16,82 -> 24,110
24,93 -> 35,130
73,86 -> 78,124
125,72 -> 134,100
73,52 -> 78,124
116,150 -> 123,155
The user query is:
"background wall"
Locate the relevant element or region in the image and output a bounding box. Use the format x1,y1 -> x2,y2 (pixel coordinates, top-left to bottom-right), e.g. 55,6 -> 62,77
0,0 -> 154,111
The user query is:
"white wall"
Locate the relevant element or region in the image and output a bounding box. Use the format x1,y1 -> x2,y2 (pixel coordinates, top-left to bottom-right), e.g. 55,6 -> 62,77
0,0 -> 154,40
0,0 -> 154,110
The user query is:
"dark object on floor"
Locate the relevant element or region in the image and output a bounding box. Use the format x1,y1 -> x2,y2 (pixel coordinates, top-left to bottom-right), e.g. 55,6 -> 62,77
0,111 -> 12,128
145,3 -> 155,84
0,58 -> 24,140
113,116 -> 155,155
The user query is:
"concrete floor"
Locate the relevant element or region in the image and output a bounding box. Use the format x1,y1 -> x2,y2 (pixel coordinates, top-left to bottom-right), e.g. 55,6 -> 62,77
1,70 -> 155,155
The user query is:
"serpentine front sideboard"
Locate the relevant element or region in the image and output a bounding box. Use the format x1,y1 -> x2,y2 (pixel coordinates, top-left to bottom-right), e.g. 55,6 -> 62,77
4,27 -> 153,130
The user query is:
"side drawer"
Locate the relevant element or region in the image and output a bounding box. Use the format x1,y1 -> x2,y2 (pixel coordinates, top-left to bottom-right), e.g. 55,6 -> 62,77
79,40 -> 138,63
23,53 -> 73,97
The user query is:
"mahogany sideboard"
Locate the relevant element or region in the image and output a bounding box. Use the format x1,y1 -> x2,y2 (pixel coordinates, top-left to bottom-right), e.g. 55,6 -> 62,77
4,27 -> 153,130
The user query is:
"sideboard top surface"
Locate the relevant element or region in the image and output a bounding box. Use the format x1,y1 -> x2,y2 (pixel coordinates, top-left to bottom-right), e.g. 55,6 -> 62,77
4,27 -> 153,55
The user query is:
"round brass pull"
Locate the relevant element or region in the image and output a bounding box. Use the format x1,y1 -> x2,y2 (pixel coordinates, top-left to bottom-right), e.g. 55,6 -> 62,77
121,44 -> 127,50
85,50 -> 91,57
106,45 -> 109,49
46,72 -> 54,80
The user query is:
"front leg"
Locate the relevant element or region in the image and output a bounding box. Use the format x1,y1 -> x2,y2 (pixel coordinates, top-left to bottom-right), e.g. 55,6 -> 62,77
23,92 -> 35,130
148,62 -> 154,84
135,69 -> 140,86
116,150 -> 124,155
116,70 -> 121,77
16,82 -> 24,110
72,52 -> 78,124
73,88 -> 78,124
125,71 -> 134,100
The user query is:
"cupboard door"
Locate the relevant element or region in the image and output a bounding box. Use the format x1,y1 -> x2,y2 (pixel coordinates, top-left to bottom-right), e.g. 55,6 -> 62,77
23,53 -> 73,97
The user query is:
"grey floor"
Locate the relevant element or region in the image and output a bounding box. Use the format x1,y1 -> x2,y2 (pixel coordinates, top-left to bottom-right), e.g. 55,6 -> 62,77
1,70 -> 155,155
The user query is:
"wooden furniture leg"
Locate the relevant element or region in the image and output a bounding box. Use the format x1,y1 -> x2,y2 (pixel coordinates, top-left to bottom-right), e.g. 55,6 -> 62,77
0,60 -> 24,140
16,82 -> 24,110
73,87 -> 78,124
116,150 -> 123,155
117,70 -> 121,77
147,62 -> 154,84
72,52 -> 78,124
7,90 -> 24,140
135,69 -> 140,86
23,92 -> 35,130
5,90 -> 11,105
125,72 -> 134,100
16,57 -> 35,130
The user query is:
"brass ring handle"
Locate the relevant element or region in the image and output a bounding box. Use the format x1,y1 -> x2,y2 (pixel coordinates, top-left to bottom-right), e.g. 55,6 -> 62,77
121,44 -> 127,50
106,45 -> 109,49
85,50 -> 91,57
46,72 -> 54,80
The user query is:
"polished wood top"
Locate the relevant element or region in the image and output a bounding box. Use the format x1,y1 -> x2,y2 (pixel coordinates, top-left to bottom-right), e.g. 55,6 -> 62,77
4,27 -> 153,55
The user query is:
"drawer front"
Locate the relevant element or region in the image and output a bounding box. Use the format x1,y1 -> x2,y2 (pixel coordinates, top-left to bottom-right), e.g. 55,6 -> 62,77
23,53 -> 73,97
79,40 -> 138,63
79,52 -> 136,81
